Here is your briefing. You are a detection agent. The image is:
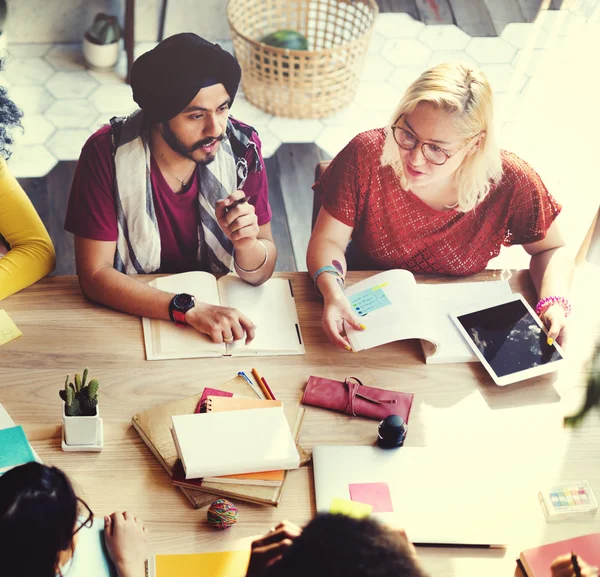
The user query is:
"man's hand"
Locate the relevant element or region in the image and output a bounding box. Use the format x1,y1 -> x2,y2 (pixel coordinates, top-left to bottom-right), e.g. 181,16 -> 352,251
185,301 -> 256,344
216,191 -> 260,250
104,512 -> 148,577
246,521 -> 302,577
550,553 -> 598,577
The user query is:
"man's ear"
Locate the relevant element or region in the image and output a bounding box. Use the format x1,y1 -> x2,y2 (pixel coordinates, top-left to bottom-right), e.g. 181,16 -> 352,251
468,131 -> 486,156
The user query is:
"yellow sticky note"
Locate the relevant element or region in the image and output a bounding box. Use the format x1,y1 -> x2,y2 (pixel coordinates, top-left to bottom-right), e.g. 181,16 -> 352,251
371,282 -> 390,291
155,550 -> 251,577
0,310 -> 21,346
330,497 -> 373,519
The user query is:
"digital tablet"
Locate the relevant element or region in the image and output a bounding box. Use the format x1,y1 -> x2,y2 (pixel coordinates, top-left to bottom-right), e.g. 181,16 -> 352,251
451,294 -> 565,386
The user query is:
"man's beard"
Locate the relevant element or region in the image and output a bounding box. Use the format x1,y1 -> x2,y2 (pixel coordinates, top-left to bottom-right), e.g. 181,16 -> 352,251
161,121 -> 225,165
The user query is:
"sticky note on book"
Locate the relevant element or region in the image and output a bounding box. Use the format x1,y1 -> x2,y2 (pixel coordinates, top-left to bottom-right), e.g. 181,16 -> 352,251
0,310 -> 21,346
330,497 -> 372,519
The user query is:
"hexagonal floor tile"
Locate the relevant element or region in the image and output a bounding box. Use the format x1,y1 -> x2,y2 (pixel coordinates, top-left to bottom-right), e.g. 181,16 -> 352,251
14,115 -> 55,146
46,129 -> 92,161
368,32 -> 386,55
316,125 -> 363,158
46,100 -> 99,129
268,117 -> 323,143
360,54 -> 394,83
388,66 -> 427,93
374,13 -> 425,39
89,114 -> 110,132
322,101 -> 372,130
465,37 -> 516,64
231,96 -> 273,128
9,86 -> 55,115
7,144 -> 57,178
4,58 -> 55,85
536,9 -> 587,36
500,23 -> 550,50
89,84 -> 137,116
512,48 -> 548,78
44,44 -> 87,71
254,129 -> 281,158
6,44 -> 52,59
381,38 -> 431,67
86,57 -> 128,85
354,82 -> 402,112
480,63 -> 527,93
418,25 -> 470,51
46,71 -> 98,99
426,50 -> 477,68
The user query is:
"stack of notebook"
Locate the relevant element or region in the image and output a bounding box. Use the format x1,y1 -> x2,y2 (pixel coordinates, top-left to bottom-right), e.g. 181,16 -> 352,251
132,376 -> 307,507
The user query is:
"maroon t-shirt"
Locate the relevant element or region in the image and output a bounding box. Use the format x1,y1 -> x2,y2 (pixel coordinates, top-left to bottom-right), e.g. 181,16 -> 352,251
65,119 -> 271,274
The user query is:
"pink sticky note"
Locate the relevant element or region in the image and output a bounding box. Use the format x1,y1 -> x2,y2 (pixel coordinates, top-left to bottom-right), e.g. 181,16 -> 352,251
349,482 -> 394,513
195,388 -> 233,413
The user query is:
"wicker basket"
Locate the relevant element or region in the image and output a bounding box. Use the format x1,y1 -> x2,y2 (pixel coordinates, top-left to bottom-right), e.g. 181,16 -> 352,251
228,0 -> 378,119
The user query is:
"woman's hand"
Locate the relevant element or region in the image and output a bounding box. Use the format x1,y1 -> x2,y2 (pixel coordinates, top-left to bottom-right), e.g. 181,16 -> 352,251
539,303 -> 568,346
550,553 -> 598,577
322,292 -> 365,350
104,512 -> 148,577
246,521 -> 302,577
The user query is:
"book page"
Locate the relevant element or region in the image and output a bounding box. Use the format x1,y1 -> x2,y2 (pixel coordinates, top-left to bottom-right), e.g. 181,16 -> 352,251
343,270 -> 438,352
418,280 -> 512,363
217,275 -> 304,356
142,271 -> 225,360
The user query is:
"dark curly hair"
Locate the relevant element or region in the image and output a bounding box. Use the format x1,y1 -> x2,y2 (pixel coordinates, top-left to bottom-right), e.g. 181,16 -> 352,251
0,58 -> 23,160
265,514 -> 430,577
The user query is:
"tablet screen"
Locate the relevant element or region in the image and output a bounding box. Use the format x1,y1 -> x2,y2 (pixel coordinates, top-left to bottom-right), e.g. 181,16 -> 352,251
455,299 -> 563,378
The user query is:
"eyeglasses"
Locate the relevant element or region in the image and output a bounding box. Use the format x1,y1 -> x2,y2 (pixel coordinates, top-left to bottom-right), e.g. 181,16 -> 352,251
391,115 -> 479,166
72,497 -> 94,536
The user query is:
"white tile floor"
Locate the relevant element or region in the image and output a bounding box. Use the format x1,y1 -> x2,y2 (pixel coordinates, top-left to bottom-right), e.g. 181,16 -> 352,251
3,4 -> 599,263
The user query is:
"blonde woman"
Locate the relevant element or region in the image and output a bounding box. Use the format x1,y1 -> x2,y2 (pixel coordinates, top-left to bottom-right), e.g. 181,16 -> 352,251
307,62 -> 572,350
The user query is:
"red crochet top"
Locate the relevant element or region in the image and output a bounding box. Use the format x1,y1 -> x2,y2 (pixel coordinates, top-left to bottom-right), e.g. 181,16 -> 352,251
314,129 -> 562,276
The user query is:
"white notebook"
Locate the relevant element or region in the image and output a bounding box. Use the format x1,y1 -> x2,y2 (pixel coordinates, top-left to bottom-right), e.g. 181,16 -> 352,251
171,406 -> 300,479
142,272 -> 305,360
343,270 -> 512,364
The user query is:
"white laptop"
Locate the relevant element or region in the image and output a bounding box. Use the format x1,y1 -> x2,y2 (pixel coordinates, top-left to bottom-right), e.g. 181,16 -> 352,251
313,445 -> 544,548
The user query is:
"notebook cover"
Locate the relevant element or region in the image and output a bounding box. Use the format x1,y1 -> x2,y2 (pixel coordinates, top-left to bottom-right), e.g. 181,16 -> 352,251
131,376 -> 257,509
0,425 -> 36,473
519,533 -> 600,576
149,550 -> 250,577
195,388 -> 233,413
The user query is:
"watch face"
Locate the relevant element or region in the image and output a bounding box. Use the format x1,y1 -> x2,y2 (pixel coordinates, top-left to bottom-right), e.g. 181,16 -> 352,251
173,293 -> 195,311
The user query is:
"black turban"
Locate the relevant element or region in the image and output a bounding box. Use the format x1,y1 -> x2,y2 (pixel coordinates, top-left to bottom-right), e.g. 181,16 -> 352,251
130,33 -> 242,122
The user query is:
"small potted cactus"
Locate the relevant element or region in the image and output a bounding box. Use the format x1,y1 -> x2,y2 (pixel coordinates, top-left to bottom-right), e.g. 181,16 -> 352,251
60,368 -> 101,447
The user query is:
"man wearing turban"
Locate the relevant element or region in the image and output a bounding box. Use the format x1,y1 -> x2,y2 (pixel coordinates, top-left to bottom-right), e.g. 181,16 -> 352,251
65,34 -> 276,345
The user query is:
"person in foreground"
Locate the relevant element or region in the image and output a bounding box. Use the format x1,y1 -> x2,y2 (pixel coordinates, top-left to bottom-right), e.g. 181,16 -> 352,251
245,515 -> 429,577
0,462 -> 147,577
307,62 -> 573,350
0,70 -> 55,301
65,33 -> 276,345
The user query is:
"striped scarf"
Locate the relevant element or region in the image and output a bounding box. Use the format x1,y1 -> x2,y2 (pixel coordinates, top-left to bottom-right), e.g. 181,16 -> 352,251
110,109 -> 260,274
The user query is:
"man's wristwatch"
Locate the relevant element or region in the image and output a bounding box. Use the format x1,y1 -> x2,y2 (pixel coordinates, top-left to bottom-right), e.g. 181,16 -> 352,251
169,293 -> 195,326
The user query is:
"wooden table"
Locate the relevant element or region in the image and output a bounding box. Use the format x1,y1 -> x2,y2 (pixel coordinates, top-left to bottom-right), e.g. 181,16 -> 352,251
1,268 -> 599,577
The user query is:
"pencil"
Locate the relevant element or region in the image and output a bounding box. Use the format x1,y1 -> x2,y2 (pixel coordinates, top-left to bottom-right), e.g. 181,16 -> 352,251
261,376 -> 277,401
251,367 -> 272,400
224,196 -> 248,212
572,552 -> 582,577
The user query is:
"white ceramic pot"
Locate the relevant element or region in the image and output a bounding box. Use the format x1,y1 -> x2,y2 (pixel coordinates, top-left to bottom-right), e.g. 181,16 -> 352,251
82,37 -> 119,70
63,401 -> 100,445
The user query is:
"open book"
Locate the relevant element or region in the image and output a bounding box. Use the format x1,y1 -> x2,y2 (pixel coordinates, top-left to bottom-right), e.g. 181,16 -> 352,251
343,270 -> 512,364
142,272 -> 304,360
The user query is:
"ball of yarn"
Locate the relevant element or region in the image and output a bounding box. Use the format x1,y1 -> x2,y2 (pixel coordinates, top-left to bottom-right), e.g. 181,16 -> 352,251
207,499 -> 238,529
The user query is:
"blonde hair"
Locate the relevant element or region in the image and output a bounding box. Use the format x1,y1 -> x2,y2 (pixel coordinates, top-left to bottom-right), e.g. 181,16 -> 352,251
380,62 -> 502,212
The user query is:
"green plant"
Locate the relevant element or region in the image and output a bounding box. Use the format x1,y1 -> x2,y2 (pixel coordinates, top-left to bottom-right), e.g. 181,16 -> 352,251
59,368 -> 99,417
564,343 -> 600,427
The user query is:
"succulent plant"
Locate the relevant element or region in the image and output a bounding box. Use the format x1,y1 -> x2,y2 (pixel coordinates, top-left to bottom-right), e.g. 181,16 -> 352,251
59,368 -> 99,417
564,343 -> 600,427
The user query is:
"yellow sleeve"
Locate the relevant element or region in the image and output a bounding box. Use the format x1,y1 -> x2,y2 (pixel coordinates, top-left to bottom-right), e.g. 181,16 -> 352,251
0,158 -> 56,300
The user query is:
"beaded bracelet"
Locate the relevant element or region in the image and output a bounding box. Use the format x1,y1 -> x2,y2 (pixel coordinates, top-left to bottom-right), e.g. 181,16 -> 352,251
535,295 -> 572,317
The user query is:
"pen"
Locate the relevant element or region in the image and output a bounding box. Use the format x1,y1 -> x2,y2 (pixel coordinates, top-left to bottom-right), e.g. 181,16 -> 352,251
224,196 -> 248,212
261,376 -> 277,401
251,367 -> 273,400
237,371 -> 262,399
572,552 -> 582,577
